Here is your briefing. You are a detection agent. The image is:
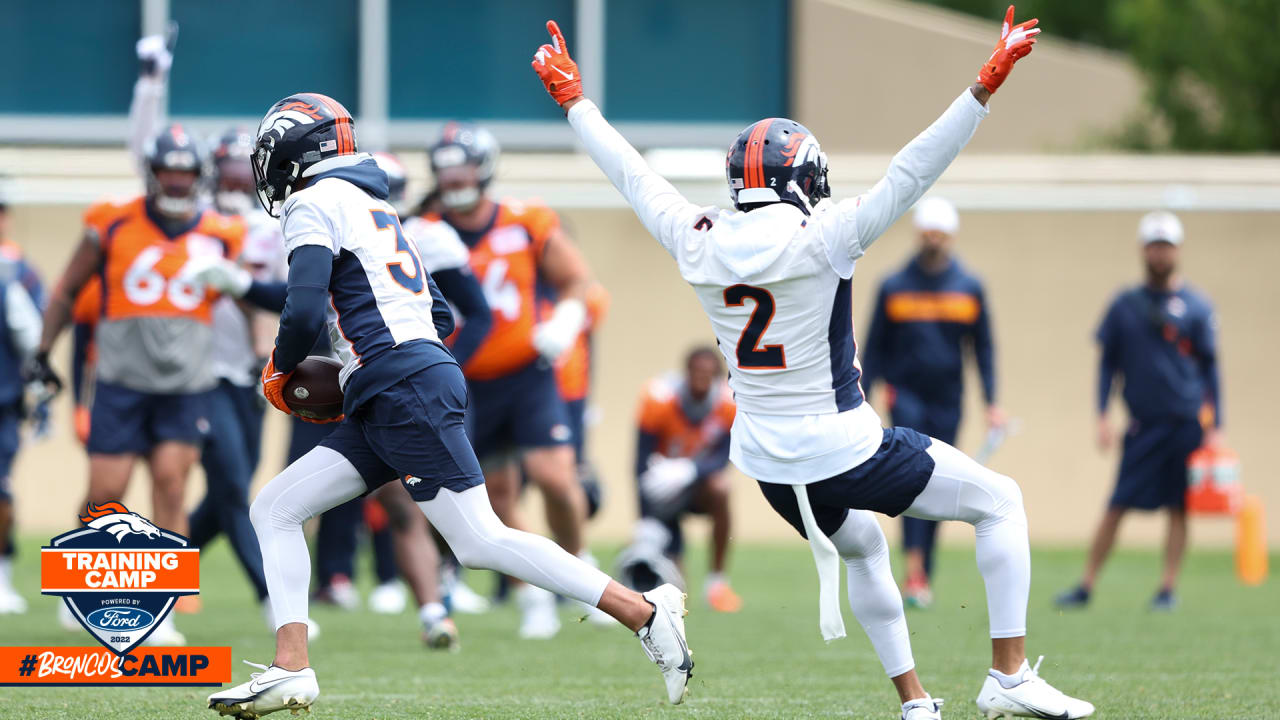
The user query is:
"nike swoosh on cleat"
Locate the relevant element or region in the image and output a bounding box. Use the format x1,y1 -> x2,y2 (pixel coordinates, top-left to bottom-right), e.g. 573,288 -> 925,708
1000,696 -> 1070,719
248,676 -> 292,694
552,66 -> 574,80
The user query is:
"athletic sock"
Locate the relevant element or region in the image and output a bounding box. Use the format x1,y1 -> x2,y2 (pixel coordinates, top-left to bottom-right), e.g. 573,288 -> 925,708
419,601 -> 447,627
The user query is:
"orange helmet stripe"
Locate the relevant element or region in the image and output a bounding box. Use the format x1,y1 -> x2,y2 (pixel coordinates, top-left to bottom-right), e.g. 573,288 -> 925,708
309,93 -> 354,155
743,119 -> 773,189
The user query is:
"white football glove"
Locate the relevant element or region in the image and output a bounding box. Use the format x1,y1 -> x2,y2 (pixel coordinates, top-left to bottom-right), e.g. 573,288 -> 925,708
135,34 -> 173,77
188,256 -> 252,298
532,298 -> 587,363
639,456 -> 698,507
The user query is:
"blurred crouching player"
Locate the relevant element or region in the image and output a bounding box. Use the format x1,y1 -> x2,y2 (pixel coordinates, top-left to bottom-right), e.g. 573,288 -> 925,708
618,346 -> 741,612
1056,211 -> 1221,612
861,197 -> 1003,608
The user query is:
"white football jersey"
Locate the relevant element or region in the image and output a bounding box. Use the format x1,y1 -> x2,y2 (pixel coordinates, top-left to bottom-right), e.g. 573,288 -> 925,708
281,173 -> 440,390
568,92 -> 988,483
402,215 -> 470,274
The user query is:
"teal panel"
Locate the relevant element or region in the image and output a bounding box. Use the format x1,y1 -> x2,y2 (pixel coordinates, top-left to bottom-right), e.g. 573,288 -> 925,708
169,0 -> 360,117
389,0 -> 575,121
604,0 -> 788,123
0,1 -> 140,114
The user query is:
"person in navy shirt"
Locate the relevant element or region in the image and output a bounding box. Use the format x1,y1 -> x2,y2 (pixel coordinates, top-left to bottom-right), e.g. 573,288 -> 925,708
1057,211 -> 1221,612
862,197 -> 1005,608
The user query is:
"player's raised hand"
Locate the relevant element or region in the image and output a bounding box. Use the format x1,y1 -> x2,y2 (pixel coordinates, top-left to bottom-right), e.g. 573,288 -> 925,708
531,20 -> 583,106
977,5 -> 1040,93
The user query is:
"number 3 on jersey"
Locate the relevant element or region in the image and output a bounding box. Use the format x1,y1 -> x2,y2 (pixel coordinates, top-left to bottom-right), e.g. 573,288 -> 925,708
370,210 -> 424,293
724,284 -> 786,369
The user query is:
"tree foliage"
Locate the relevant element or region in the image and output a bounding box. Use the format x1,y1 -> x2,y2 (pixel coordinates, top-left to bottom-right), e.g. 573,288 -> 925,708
919,0 -> 1280,151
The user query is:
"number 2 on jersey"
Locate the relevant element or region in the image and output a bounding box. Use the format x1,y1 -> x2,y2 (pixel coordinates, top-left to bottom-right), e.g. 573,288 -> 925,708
723,284 -> 786,369
370,210 -> 424,294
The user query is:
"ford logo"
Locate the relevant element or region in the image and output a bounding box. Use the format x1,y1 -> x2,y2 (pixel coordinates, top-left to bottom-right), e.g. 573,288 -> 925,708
85,607 -> 154,631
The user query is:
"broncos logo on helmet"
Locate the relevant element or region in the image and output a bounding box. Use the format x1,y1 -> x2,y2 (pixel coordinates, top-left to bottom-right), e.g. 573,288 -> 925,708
252,93 -> 360,217
79,502 -> 163,543
726,118 -> 830,216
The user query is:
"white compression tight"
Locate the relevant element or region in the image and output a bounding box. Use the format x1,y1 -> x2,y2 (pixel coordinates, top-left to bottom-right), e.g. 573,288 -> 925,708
251,446 -> 613,630
829,438 -> 1029,677
904,439 -> 1030,640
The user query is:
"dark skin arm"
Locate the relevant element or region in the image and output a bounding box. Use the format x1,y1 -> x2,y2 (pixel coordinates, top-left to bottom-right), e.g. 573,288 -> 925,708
39,234 -> 103,355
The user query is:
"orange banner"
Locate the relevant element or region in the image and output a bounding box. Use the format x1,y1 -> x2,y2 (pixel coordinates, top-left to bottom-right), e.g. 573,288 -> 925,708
41,548 -> 200,593
0,646 -> 231,686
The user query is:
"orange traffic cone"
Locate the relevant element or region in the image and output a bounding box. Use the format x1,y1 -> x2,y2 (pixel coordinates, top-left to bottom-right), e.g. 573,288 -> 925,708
1235,494 -> 1268,586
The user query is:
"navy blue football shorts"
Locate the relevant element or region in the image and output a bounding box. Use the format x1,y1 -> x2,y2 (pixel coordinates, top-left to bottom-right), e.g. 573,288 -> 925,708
1111,417 -> 1203,510
86,381 -> 210,455
465,360 -> 573,461
320,361 -> 485,503
758,426 -> 936,539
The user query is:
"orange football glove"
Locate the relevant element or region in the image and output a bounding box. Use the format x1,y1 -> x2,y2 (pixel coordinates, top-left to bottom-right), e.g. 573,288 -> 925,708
531,20 -> 583,105
261,353 -> 294,417
262,354 -> 344,424
977,5 -> 1040,94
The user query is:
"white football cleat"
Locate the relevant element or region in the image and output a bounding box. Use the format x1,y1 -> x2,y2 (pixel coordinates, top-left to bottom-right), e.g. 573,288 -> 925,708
517,585 -> 560,639
0,587 -> 27,614
637,583 -> 693,705
369,581 -> 408,614
208,661 -> 318,719
975,656 -> 1095,719
441,566 -> 491,614
144,616 -> 186,646
902,696 -> 944,720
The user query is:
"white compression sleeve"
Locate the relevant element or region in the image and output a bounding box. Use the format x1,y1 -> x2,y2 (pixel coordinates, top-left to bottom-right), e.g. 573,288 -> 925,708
904,439 -> 1030,639
829,510 -> 915,677
419,485 -> 611,607
250,446 -> 367,629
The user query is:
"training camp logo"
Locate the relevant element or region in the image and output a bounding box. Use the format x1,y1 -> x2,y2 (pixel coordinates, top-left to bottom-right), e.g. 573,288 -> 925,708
41,502 -> 199,655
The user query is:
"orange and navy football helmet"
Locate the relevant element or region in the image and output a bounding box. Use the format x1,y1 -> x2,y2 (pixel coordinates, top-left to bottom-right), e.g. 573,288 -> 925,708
726,118 -> 830,215
143,123 -> 206,217
252,92 -> 358,217
428,122 -> 499,211
210,126 -> 255,216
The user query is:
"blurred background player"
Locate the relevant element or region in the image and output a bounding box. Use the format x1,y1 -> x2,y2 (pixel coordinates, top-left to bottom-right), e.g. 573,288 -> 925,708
401,154 -> 495,616
1057,211 -> 1221,612
861,197 -> 1003,608
0,210 -> 44,614
548,280 -> 609,521
619,346 -> 740,612
124,34 -> 293,627
419,122 -> 601,638
31,33 -> 244,645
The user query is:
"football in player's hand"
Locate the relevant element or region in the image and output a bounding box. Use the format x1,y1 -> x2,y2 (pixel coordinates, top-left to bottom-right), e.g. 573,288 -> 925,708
284,356 -> 345,421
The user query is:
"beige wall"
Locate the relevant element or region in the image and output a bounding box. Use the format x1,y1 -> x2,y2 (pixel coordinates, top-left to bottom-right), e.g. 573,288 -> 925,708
791,0 -> 1145,153
8,204 -> 1277,550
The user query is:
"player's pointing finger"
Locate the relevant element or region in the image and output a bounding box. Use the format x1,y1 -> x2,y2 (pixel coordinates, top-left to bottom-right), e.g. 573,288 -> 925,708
547,20 -> 566,53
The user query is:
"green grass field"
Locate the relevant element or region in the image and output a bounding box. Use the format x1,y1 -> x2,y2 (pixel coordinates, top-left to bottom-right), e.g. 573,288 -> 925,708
0,537 -> 1275,719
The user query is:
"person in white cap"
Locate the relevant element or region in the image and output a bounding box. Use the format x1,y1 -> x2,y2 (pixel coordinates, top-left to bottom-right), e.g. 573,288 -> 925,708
862,196 -> 1004,610
1057,211 -> 1222,613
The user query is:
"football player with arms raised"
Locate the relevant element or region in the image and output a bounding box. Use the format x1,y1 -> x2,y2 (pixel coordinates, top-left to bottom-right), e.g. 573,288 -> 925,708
532,8 -> 1093,719
206,94 -> 692,719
